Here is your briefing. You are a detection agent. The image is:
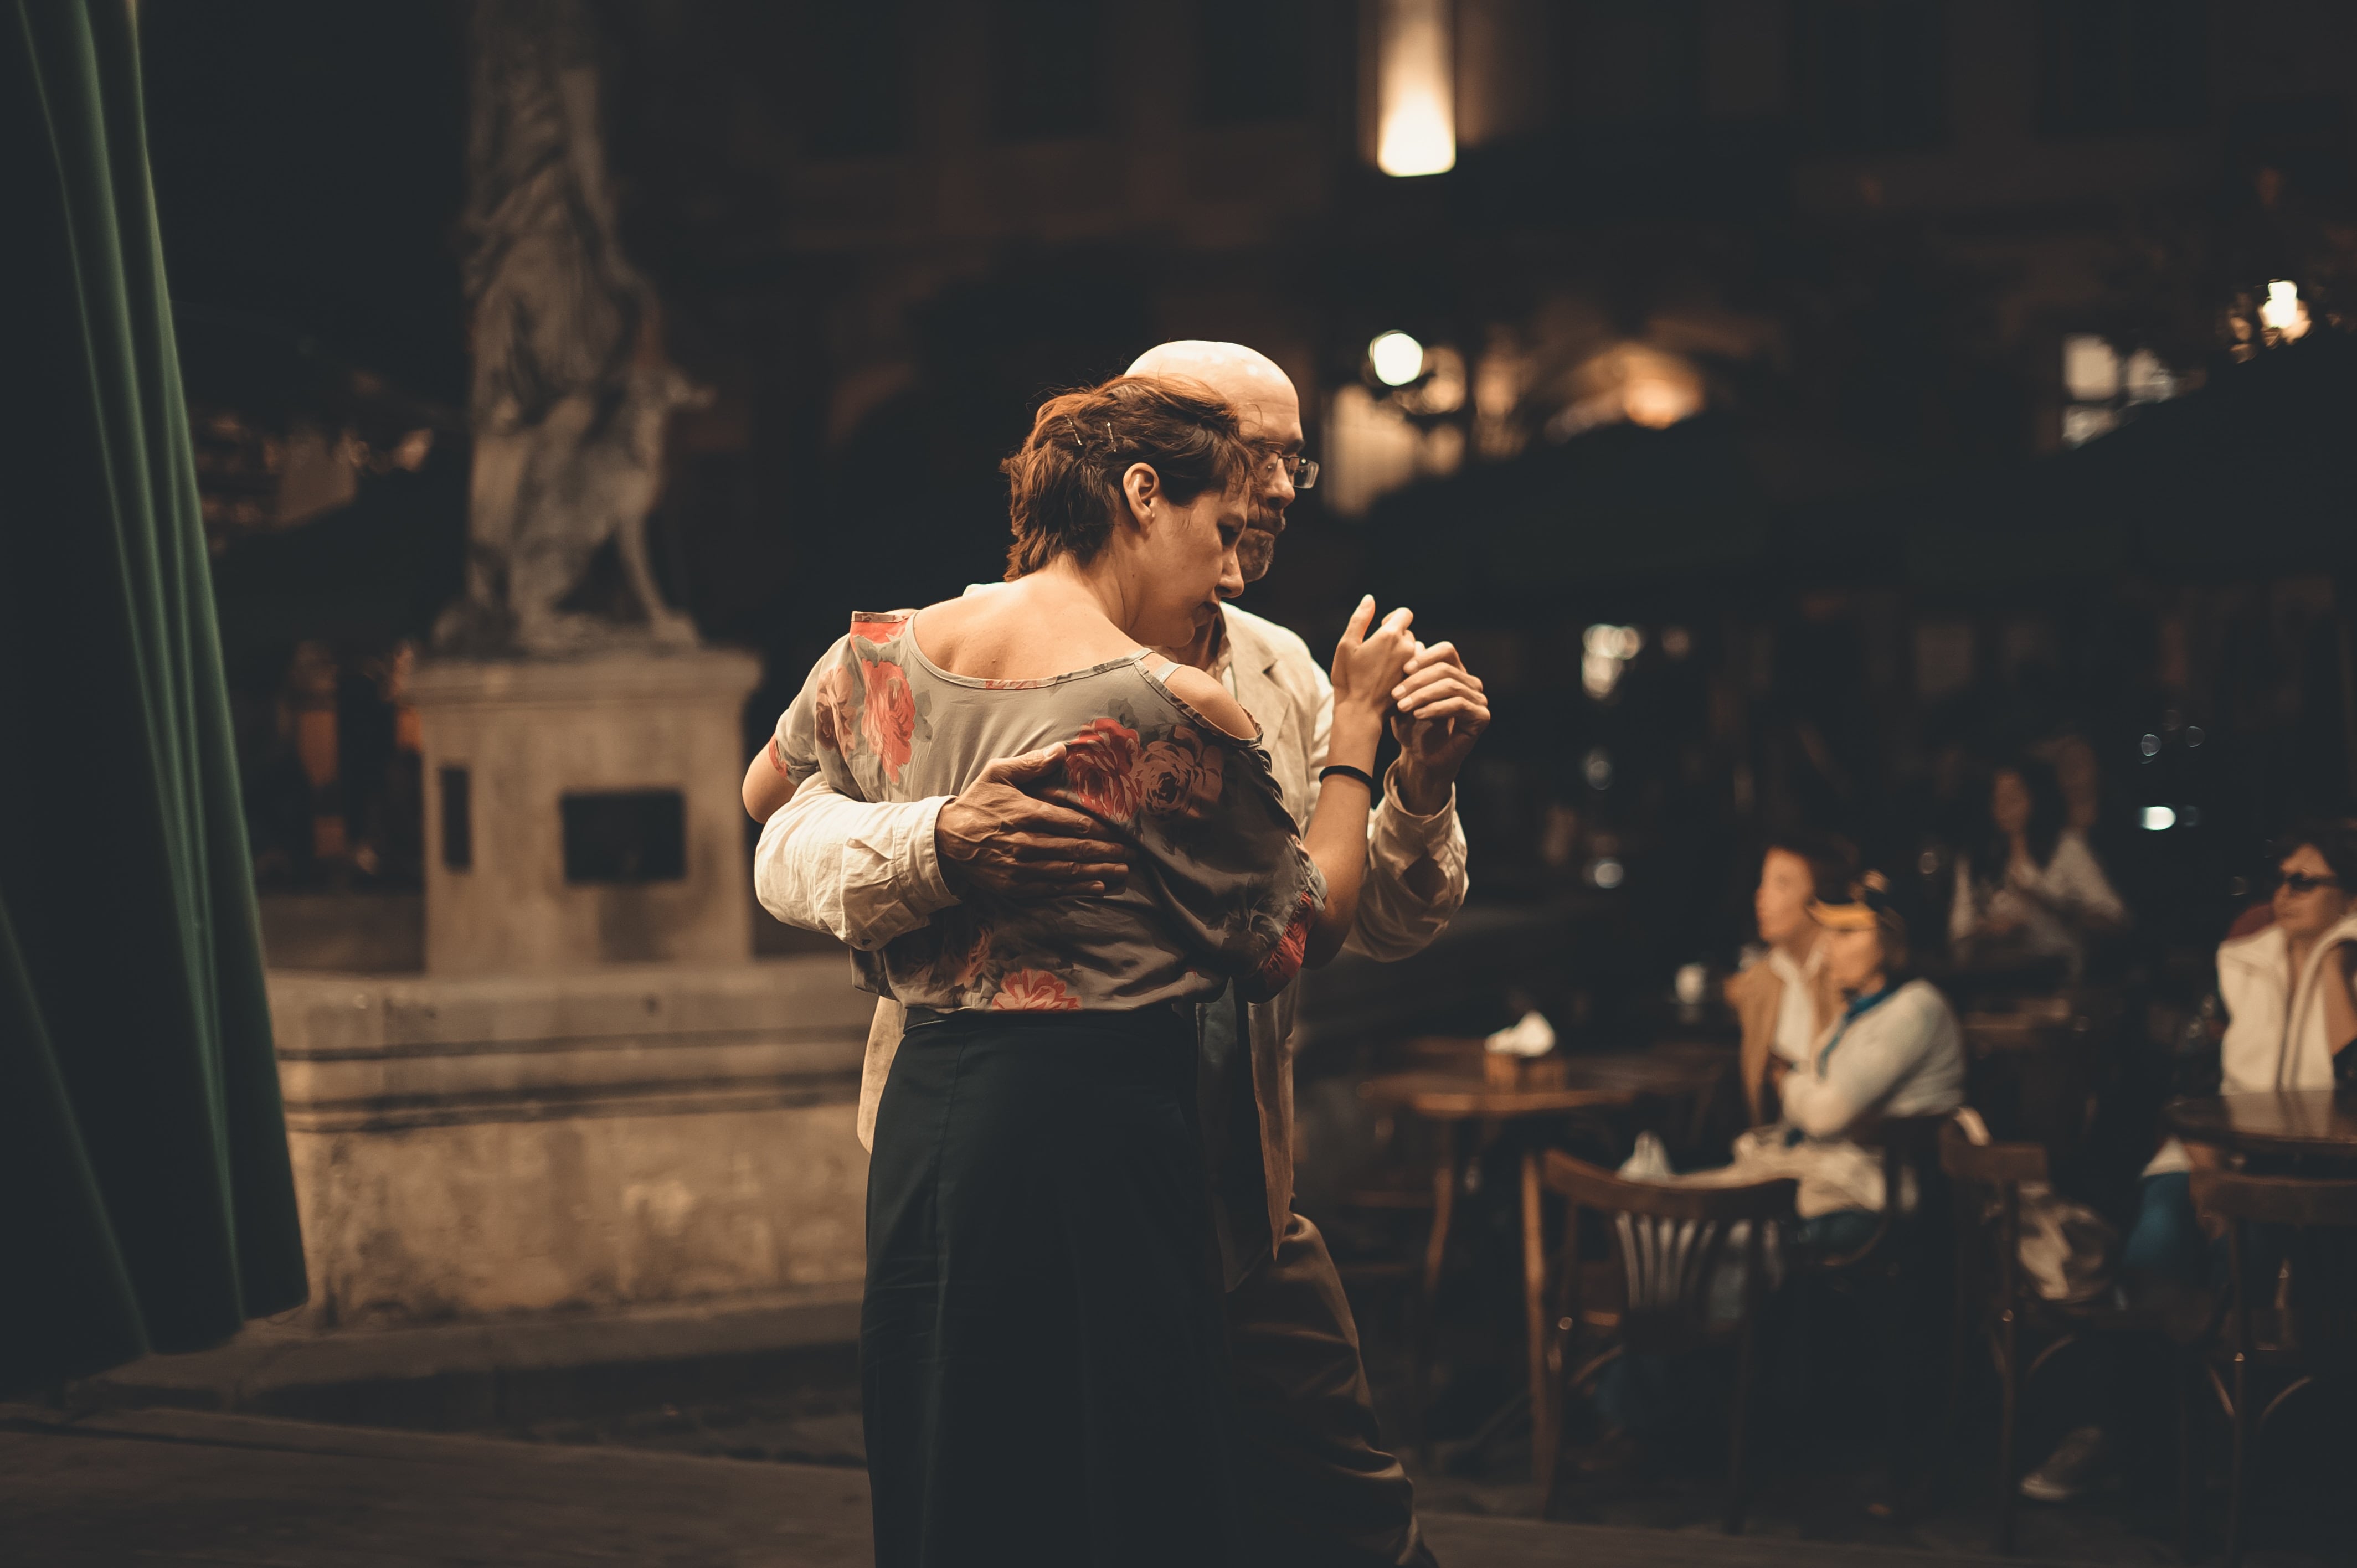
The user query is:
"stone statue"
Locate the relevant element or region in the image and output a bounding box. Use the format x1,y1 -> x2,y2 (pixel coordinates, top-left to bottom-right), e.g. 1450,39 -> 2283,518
437,0 -> 702,655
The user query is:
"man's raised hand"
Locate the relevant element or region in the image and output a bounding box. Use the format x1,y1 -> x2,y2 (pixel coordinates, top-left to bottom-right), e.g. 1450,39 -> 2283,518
1389,638 -> 1490,814
935,745 -> 1132,899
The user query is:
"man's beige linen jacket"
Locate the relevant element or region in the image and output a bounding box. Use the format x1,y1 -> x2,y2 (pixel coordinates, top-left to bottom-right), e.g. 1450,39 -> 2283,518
755,602 -> 1468,1244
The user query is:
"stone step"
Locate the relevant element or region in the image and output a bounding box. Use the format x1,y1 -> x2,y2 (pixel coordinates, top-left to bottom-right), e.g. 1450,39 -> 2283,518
69,1286 -> 860,1432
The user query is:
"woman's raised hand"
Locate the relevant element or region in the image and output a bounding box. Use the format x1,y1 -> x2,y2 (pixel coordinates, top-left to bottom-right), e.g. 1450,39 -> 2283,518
1329,596 -> 1415,759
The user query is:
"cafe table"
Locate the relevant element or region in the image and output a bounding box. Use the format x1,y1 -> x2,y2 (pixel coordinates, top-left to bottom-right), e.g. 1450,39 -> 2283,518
1359,1044 -> 1730,1476
2162,1088 -> 2357,1163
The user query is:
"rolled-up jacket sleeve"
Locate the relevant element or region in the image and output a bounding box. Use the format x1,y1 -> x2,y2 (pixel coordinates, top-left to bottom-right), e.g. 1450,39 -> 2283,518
1348,766 -> 1468,961
754,781 -> 958,951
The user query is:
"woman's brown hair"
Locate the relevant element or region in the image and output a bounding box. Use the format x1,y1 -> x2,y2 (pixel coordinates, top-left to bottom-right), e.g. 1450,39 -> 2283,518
1000,375 -> 1254,580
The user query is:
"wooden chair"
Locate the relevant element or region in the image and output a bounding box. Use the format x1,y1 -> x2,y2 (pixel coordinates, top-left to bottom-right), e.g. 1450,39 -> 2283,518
2185,1168 -> 2357,1566
1798,1112 -> 1954,1508
1807,1111 -> 1952,1272
1939,1122 -> 2159,1554
1536,1151 -> 1798,1533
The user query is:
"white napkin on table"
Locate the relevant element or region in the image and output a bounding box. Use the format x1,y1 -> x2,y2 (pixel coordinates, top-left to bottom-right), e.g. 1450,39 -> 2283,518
1484,1010 -> 1556,1057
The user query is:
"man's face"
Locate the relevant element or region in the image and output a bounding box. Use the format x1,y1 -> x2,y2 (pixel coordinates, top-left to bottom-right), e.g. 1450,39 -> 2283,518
1756,849 -> 1814,947
1125,344 -> 1306,591
1228,383 -> 1304,589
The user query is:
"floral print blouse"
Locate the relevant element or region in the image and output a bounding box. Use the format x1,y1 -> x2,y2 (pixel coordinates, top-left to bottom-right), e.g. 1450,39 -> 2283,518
773,611 -> 1326,1014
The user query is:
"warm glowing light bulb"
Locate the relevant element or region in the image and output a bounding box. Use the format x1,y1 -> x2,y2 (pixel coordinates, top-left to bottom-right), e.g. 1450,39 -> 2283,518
1369,332 -> 1425,387
1376,0 -> 1455,177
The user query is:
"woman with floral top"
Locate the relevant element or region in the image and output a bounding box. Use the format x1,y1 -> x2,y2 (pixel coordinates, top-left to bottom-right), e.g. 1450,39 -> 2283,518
770,375 -> 1413,1566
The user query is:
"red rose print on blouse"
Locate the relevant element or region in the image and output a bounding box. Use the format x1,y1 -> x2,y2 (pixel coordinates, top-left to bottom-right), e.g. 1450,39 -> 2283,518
1134,724 -> 1224,817
812,664 -> 858,754
990,968 -> 1081,1012
860,658 -> 917,783
1251,890 -> 1318,996
1062,716 -> 1145,821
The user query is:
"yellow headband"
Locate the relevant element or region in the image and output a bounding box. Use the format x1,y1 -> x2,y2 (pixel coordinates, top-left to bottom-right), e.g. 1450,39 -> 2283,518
1809,870 -> 1896,932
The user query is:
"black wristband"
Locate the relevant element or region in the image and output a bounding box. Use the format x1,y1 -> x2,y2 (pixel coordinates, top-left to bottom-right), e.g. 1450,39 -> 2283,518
1319,764 -> 1377,792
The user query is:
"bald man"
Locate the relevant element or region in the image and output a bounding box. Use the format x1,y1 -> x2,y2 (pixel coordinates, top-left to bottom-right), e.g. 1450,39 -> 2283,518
748,342 -> 1488,1566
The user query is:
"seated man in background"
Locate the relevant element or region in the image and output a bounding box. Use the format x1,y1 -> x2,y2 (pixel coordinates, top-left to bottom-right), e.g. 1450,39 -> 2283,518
1726,832 -> 1855,1127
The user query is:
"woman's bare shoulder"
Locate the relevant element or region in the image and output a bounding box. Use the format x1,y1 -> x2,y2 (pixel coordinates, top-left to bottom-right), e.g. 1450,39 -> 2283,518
914,584 -> 1141,680
1155,664 -> 1257,741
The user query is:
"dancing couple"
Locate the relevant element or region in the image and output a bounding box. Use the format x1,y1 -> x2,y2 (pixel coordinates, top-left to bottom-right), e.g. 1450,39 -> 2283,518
745,342 -> 1489,1565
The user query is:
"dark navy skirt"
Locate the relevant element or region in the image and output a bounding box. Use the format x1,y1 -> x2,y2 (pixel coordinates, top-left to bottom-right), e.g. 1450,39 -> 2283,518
862,1006 -> 1243,1567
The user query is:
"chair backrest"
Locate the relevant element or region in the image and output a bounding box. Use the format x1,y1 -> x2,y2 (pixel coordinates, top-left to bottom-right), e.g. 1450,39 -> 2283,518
1939,1120 -> 2050,1315
1808,1111 -> 1954,1270
1543,1150 -> 1798,1224
1543,1151 -> 1798,1349
1939,1121 -> 2050,1186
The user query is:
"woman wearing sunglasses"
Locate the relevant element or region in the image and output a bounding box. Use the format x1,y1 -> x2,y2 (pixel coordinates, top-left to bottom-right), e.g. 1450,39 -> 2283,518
2127,819 -> 2357,1278
2015,820 -> 2357,1503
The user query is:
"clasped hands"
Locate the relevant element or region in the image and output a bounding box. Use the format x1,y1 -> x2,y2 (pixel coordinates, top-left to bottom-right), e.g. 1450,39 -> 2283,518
934,600 -> 1488,900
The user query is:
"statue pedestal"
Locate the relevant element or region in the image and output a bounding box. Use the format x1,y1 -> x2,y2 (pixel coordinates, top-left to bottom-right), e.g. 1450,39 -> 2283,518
258,646 -> 872,1332
411,649 -> 761,976
267,960 -> 869,1328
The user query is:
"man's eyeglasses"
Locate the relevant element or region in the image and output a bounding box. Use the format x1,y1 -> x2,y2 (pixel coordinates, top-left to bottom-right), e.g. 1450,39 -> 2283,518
2281,871 -> 2343,895
1262,452 -> 1319,492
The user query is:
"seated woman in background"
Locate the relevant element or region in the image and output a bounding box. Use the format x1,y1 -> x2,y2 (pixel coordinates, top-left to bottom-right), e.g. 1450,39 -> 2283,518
1949,754 -> 2125,967
2010,820 -> 2357,1505
2125,819 -> 2357,1283
1752,871 -> 1968,1251
1587,871 -> 1966,1462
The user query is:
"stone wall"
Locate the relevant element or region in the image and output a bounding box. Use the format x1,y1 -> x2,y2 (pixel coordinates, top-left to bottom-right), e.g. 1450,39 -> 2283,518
269,958 -> 871,1329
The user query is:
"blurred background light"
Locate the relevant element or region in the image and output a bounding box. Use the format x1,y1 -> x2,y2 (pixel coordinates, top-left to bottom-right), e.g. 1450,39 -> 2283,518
1375,0 -> 1455,177
2259,279 -> 2308,339
2143,806 -> 2177,831
1369,331 -> 1425,387
2062,334 -> 2120,401
1581,625 -> 1642,700
1581,652 -> 1619,699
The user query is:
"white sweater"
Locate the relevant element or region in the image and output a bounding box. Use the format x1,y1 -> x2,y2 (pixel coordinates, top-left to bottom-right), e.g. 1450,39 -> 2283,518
1727,979 -> 1967,1216
2144,909 -> 2357,1176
